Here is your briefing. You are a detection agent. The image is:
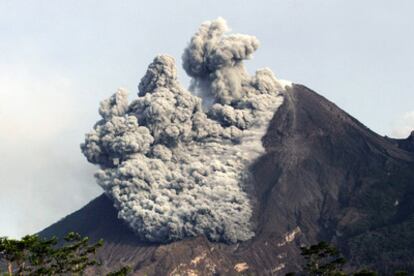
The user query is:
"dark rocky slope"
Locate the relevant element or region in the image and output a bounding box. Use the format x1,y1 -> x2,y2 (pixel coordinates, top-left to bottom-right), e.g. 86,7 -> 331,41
40,84 -> 414,275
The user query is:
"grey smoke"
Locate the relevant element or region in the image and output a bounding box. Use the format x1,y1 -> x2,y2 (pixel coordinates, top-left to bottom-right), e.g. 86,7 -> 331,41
182,17 -> 259,105
81,18 -> 290,243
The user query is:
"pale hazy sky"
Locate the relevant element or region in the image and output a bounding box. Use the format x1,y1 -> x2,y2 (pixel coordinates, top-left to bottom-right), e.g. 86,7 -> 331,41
1,0 -> 413,238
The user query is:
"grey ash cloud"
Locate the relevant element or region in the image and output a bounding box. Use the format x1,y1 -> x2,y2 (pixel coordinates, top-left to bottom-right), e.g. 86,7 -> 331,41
81,18 -> 290,243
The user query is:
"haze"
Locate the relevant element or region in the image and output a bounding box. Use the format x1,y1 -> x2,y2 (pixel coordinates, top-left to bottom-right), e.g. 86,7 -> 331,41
1,0 -> 413,238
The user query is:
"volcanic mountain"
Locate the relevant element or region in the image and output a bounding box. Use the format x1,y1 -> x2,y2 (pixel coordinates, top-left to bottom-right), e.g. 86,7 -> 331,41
40,84 -> 414,275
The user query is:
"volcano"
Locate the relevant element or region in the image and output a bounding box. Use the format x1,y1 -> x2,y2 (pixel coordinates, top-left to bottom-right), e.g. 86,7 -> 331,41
40,84 -> 414,275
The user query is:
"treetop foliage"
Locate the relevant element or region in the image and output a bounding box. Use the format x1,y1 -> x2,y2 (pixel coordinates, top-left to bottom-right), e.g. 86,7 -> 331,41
0,232 -> 128,276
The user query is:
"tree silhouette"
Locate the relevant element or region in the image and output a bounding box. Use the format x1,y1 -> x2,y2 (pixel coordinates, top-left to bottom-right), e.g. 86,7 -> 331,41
0,232 -> 129,275
300,241 -> 347,275
286,241 -> 383,276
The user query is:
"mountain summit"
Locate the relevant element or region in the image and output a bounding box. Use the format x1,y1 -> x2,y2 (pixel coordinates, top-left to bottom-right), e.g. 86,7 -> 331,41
41,84 -> 414,275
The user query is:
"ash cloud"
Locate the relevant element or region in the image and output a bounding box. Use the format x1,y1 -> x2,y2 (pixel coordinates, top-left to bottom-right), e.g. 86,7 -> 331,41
182,17 -> 259,105
81,18 -> 290,243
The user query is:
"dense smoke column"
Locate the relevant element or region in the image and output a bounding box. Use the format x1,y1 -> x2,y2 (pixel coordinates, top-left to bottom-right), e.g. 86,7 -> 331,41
182,18 -> 288,130
182,17 -> 259,105
81,18 -> 289,243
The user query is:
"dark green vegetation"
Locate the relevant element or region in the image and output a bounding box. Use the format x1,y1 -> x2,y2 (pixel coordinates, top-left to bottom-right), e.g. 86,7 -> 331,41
2,234 -> 407,276
0,233 -> 129,275
288,241 -> 408,276
299,241 -> 347,275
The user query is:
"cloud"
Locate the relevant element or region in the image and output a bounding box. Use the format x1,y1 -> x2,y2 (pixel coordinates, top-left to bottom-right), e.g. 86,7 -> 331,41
391,111 -> 414,138
182,17 -> 260,105
82,18 -> 289,243
0,62 -> 100,238
0,66 -> 74,143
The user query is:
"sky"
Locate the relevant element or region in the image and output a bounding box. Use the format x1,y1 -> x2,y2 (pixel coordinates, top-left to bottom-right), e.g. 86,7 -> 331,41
0,0 -> 413,238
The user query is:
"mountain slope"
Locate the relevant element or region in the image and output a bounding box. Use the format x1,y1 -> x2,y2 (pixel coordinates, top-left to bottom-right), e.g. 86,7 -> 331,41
256,84 -> 414,273
40,84 -> 414,275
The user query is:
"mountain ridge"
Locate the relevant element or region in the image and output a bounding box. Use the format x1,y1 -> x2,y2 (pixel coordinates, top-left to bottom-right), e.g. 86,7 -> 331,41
40,84 -> 414,275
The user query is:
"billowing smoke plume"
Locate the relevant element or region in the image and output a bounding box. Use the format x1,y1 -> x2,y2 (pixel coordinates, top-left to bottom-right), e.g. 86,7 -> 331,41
81,18 -> 291,243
